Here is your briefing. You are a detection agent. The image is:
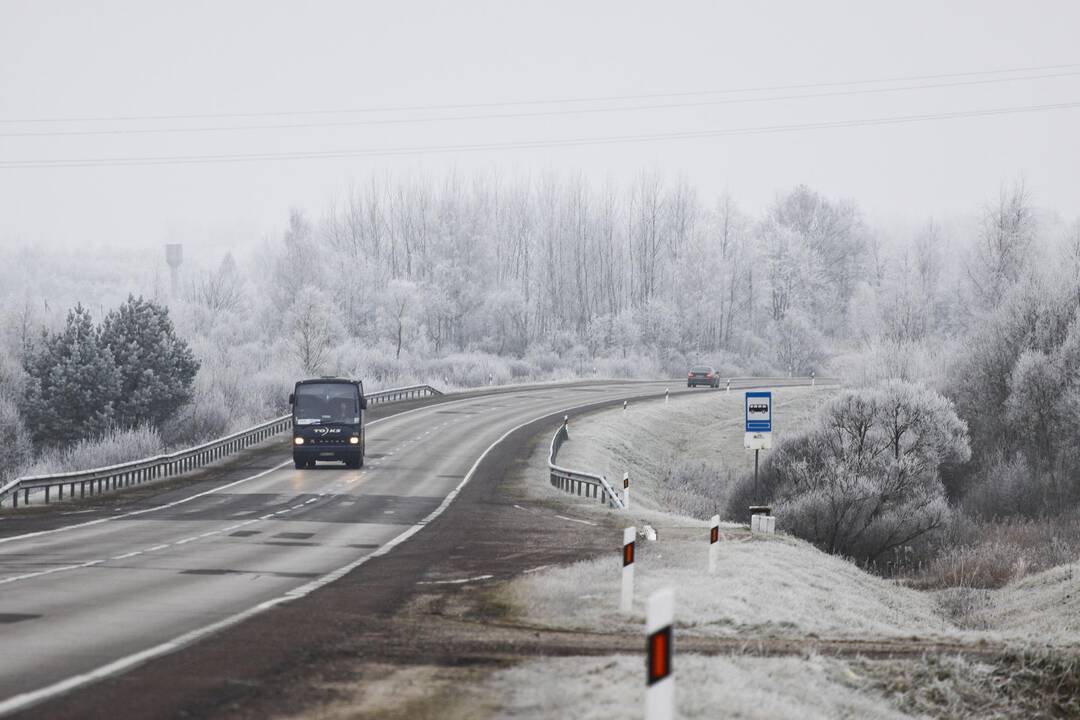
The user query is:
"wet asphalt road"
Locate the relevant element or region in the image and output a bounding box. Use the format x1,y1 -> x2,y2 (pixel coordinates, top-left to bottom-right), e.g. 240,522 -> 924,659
0,378 -> 817,718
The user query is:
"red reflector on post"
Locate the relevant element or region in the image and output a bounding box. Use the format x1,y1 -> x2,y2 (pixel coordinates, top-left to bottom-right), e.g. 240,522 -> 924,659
710,526 -> 719,544
624,541 -> 635,566
647,626 -> 672,685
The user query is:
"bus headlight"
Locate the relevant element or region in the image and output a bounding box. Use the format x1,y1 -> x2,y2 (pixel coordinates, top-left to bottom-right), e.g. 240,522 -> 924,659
349,436 -> 360,445
293,437 -> 305,445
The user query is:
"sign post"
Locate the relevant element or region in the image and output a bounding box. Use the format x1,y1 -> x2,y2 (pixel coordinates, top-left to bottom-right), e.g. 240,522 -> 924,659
744,391 -> 773,502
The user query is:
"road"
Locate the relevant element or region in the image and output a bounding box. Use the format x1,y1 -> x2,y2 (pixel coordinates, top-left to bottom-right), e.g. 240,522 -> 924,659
0,378 -> 812,717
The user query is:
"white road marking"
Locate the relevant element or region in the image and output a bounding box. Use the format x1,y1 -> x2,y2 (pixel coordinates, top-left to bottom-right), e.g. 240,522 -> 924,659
554,515 -> 598,527
417,574 -> 494,585
0,560 -> 104,587
522,565 -> 551,574
144,544 -> 169,553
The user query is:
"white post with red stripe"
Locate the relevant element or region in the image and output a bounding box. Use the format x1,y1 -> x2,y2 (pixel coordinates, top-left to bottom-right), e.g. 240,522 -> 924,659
646,587 -> 675,720
708,514 -> 720,574
621,526 -> 635,613
623,472 -> 630,510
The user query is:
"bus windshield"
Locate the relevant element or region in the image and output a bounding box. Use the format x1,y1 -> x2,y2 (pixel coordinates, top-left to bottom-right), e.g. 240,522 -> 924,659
293,383 -> 360,425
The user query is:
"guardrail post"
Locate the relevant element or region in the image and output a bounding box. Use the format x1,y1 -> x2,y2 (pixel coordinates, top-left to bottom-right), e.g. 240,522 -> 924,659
646,588 -> 675,720
622,526 -> 635,613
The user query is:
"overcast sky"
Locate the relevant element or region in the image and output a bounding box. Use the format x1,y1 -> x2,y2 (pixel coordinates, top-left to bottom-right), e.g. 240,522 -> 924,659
1,0 -> 1078,252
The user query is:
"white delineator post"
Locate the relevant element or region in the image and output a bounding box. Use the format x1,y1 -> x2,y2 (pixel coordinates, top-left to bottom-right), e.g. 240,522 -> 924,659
622,526 -> 635,613
646,588 -> 675,720
623,472 -> 631,509
811,371 -> 816,388
726,378 -> 731,393
708,514 -> 720,574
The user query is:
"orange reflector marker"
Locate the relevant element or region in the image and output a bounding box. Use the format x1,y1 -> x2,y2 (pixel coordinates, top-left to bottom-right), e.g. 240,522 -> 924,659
624,540 -> 635,566
647,626 -> 672,685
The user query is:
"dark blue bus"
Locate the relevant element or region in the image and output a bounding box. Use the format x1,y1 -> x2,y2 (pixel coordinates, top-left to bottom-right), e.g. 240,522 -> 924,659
289,378 -> 367,469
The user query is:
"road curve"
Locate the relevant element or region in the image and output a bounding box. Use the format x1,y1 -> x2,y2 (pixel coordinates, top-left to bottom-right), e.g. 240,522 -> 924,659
0,379 -> 815,716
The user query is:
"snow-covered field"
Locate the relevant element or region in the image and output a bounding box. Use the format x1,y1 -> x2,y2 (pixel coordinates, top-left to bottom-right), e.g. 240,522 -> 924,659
508,531 -> 951,639
487,654 -> 910,720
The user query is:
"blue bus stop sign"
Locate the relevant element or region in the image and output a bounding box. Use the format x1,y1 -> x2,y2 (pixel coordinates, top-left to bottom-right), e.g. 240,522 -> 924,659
745,391 -> 772,433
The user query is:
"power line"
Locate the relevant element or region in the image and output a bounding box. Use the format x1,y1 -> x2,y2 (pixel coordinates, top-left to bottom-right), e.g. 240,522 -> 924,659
2,70 -> 1078,139
1,61 -> 1079,126
2,100 -> 1077,169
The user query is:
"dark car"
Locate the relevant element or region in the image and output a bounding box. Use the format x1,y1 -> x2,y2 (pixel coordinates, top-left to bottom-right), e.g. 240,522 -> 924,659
687,366 -> 720,388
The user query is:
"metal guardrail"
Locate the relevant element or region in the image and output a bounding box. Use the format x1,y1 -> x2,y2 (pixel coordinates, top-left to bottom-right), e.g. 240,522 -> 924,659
548,417 -> 624,510
0,384 -> 443,509
367,384 -> 443,405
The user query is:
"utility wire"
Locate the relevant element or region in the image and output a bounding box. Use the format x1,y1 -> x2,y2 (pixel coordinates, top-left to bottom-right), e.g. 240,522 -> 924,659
1,61 -> 1079,125
2,70 -> 1078,139
2,100 -> 1077,169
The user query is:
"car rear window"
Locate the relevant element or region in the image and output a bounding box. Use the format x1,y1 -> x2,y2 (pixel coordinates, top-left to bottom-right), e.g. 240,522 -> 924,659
691,366 -> 711,373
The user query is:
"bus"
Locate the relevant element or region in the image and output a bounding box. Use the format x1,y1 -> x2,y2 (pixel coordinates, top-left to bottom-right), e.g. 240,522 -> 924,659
289,377 -> 367,469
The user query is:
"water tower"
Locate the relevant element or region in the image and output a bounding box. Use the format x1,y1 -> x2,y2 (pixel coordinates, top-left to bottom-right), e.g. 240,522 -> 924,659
165,243 -> 183,296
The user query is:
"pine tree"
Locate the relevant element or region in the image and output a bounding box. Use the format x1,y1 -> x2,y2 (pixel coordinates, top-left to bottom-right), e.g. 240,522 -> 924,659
99,295 -> 200,428
20,304 -> 121,445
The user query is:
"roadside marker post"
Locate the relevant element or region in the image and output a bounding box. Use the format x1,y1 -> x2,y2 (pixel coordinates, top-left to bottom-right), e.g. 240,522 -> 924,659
708,514 -> 719,573
623,472 -> 631,510
646,588 -> 675,720
623,400 -> 629,411
811,371 -> 816,388
665,388 -> 669,402
726,378 -> 731,393
622,526 -> 635,613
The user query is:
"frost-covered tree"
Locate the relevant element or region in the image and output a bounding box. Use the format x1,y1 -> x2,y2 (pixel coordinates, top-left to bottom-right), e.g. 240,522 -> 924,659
0,397 -> 32,479
748,381 -> 970,562
188,253 -> 246,314
20,304 -> 120,445
285,287 -> 342,374
100,295 -> 199,429
965,181 -> 1036,311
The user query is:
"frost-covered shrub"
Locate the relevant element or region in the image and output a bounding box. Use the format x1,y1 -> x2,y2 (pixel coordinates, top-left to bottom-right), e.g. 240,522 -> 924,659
832,338 -> 956,391
654,460 -> 732,519
26,424 -> 164,475
961,455 -> 1043,519
729,381 -> 970,563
